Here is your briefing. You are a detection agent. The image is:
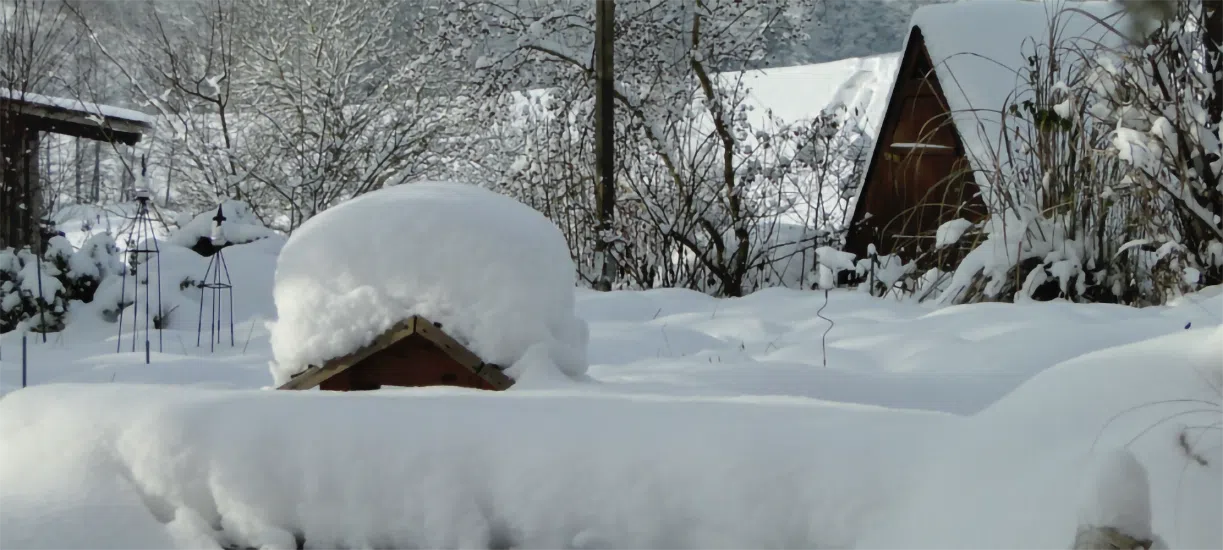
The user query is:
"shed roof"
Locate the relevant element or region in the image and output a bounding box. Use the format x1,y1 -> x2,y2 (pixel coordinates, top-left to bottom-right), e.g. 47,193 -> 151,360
845,0 -> 1128,228
911,0 -> 1125,184
1,87 -> 154,145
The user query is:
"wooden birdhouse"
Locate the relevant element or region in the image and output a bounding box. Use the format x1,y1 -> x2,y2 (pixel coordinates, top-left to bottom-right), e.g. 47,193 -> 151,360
277,315 -> 514,391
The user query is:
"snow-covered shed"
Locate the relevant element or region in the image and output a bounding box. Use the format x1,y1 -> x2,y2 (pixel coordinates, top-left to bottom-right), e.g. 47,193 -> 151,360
268,181 -> 589,391
843,0 -> 1126,261
1,88 -> 153,250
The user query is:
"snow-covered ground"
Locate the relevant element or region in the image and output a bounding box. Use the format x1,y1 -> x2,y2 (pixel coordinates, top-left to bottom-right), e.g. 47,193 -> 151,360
2,224 -> 1220,548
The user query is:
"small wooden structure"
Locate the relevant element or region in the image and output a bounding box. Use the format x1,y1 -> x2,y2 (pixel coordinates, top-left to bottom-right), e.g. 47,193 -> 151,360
844,1 -> 1123,262
0,88 -> 152,250
843,27 -> 985,261
278,315 -> 515,392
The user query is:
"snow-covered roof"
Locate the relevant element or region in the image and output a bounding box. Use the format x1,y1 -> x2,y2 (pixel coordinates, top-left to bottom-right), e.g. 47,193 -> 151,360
1,87 -> 154,125
845,0 -> 1128,232
267,181 -> 589,387
910,0 -> 1126,184
723,53 -> 899,135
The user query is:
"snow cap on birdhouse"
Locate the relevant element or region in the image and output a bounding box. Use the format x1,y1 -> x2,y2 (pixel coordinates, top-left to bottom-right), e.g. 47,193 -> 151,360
268,181 -> 589,390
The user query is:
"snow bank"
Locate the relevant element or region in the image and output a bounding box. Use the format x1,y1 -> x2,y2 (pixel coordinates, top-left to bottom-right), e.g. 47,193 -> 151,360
0,386 -> 938,550
860,325 -> 1222,549
268,182 -> 588,385
2,325 -> 1217,549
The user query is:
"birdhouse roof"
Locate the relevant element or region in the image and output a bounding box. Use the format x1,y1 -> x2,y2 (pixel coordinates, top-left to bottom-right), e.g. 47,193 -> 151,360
277,314 -> 514,391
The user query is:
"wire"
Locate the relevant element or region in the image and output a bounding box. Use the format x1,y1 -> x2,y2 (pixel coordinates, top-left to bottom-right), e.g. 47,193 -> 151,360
816,288 -> 833,367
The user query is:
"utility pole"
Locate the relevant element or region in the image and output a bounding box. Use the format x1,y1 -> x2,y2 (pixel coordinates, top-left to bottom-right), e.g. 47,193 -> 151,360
593,0 -> 617,291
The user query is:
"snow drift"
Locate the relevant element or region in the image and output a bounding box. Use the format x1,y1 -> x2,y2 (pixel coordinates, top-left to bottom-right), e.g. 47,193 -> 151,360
1,326 -> 1217,549
267,181 -> 589,385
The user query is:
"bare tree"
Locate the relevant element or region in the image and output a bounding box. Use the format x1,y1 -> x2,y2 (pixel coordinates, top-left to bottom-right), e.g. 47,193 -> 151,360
451,0 -> 830,296
230,0 -> 452,229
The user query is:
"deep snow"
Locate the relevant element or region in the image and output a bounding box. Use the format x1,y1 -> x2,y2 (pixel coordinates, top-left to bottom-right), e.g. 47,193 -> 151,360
0,322 -> 1218,549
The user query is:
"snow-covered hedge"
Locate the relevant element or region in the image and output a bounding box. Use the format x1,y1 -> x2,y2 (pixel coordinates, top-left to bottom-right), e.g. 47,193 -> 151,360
0,201 -> 283,335
0,234 -> 124,334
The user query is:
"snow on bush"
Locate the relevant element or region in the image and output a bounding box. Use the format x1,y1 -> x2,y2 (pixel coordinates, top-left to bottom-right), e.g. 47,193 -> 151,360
166,200 -> 276,253
0,232 -> 126,334
268,181 -> 589,385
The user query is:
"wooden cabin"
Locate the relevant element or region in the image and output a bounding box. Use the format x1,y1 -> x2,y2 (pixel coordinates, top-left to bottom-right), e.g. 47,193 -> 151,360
843,27 -> 985,261
278,315 -> 515,391
844,0 -> 1125,263
0,88 -> 152,250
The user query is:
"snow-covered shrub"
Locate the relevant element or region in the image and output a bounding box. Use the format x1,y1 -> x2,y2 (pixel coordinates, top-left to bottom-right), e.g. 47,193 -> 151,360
8,250 -> 68,334
165,200 -> 276,256
65,233 -> 125,301
1077,0 -> 1223,301
0,249 -> 24,331
0,229 -> 129,333
933,2 -> 1221,305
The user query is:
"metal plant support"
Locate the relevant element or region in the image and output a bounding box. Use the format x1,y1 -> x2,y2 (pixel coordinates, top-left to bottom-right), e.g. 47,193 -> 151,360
31,218 -> 59,343
116,188 -> 164,363
197,205 -> 235,352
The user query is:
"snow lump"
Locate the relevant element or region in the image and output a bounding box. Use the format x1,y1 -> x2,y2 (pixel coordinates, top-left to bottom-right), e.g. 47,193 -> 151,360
268,181 -> 589,386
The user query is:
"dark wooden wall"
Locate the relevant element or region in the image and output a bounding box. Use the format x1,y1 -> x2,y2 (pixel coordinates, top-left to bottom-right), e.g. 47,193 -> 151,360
0,109 -> 42,251
846,29 -> 985,260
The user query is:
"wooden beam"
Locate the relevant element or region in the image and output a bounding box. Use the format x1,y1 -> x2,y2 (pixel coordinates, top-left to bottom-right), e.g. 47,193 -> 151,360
277,317 -> 419,390
1,97 -> 150,145
414,318 -> 515,391
10,109 -> 147,145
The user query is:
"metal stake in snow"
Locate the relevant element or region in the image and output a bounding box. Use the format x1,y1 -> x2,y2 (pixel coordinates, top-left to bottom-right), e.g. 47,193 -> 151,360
196,205 -> 235,352
31,218 -> 59,343
115,187 -> 164,363
32,245 -> 46,344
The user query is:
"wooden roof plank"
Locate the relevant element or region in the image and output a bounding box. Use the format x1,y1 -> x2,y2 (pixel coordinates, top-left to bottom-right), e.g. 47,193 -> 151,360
277,317 -> 419,390
277,314 -> 515,392
414,319 -> 515,391
1,91 -> 152,145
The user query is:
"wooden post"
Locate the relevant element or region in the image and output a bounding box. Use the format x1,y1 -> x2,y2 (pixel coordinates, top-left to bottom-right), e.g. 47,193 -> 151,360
592,0 -> 617,291
0,117 -> 42,251
91,141 -> 101,202
23,129 -> 41,251
74,137 -> 82,202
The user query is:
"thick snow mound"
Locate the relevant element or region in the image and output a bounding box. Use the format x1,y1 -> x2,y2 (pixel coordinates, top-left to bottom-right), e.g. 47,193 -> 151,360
0,384 -> 938,550
268,182 -> 588,385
